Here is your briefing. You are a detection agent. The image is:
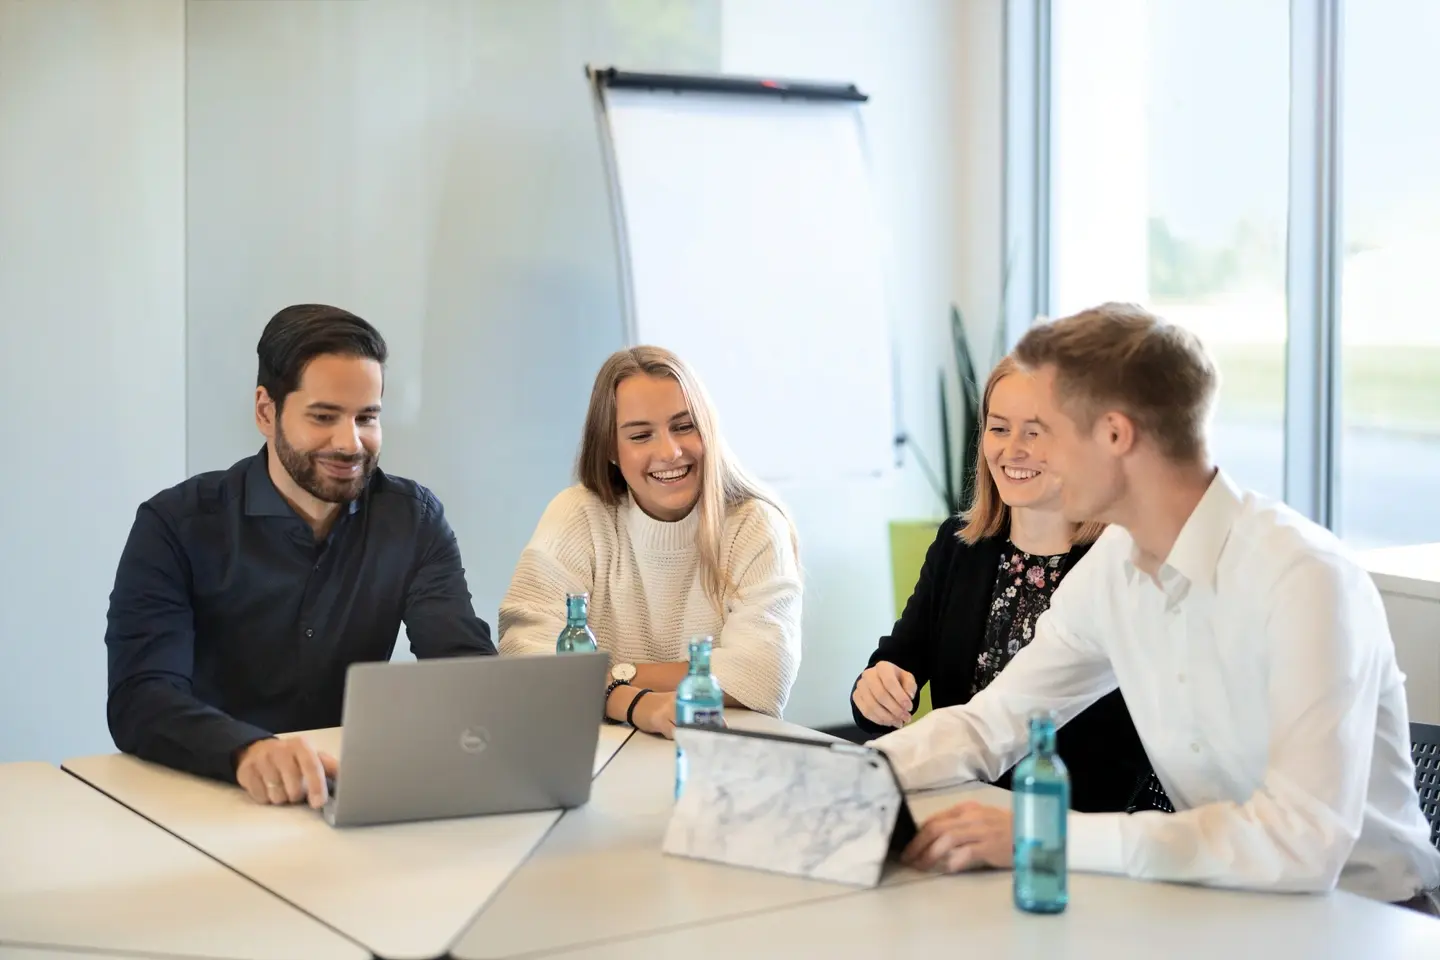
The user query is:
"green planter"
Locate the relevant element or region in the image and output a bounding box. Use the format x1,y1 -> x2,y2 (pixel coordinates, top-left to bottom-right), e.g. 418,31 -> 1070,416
888,520 -> 944,723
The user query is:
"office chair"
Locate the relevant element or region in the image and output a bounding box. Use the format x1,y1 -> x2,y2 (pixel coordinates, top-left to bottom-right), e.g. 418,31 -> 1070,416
1125,769 -> 1175,814
1413,721 -> 1440,851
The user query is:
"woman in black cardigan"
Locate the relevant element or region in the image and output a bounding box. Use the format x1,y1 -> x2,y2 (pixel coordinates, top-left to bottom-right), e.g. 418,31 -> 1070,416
851,356 -> 1160,813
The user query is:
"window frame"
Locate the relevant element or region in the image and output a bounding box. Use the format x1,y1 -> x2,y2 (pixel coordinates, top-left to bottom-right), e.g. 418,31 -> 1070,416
1003,0 -> 1346,530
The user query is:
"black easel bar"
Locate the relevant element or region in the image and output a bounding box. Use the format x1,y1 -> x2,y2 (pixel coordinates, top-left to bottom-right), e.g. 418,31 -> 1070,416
590,66 -> 867,103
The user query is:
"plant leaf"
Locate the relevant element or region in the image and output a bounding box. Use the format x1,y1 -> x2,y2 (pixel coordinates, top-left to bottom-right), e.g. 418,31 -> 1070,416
951,304 -> 982,514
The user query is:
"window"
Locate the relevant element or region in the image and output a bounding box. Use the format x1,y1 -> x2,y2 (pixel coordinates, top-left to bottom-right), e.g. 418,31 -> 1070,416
1019,0 -> 1440,545
1338,0 -> 1440,547
1049,0 -> 1290,501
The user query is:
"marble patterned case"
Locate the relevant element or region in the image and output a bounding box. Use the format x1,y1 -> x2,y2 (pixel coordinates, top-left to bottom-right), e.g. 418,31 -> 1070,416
662,726 -> 916,887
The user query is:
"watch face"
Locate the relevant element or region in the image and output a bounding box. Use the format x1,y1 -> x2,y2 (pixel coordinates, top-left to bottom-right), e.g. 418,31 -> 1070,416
611,662 -> 637,682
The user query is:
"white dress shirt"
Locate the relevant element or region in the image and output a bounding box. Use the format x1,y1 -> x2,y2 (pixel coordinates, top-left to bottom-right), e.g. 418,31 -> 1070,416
873,471 -> 1440,901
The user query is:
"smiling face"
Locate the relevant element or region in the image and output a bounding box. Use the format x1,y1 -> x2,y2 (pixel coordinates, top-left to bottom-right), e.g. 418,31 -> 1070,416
1028,364 -> 1129,524
258,353 -> 383,506
613,372 -> 705,522
982,372 -> 1064,512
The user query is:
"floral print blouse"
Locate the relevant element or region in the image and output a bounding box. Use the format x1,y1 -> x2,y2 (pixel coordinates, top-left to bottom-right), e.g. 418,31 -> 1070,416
970,541 -> 1067,698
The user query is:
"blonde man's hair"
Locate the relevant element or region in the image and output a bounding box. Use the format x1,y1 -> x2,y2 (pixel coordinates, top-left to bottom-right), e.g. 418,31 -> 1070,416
958,355 -> 1105,547
1013,302 -> 1218,464
576,345 -> 797,610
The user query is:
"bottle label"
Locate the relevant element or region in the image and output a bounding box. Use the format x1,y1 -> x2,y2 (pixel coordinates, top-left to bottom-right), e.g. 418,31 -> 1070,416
1017,793 -> 1062,839
1015,791 -> 1065,881
679,707 -> 723,727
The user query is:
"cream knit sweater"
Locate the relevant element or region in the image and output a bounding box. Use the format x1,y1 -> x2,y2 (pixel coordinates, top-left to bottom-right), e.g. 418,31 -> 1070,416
498,485 -> 802,716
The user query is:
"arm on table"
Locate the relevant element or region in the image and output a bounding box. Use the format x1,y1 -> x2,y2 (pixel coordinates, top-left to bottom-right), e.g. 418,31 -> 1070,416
498,502 -> 669,729
497,488 -> 598,658
105,504 -> 272,783
627,661 -> 752,708
612,502 -> 804,719
1068,556 -> 1387,892
706,504 -> 803,718
870,557 -> 1118,791
404,492 -> 496,658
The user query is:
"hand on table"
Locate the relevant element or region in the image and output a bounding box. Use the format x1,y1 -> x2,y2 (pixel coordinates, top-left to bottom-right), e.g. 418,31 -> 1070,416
852,661 -> 918,728
630,691 -> 732,740
631,691 -> 678,739
902,801 -> 1014,873
235,737 -> 338,809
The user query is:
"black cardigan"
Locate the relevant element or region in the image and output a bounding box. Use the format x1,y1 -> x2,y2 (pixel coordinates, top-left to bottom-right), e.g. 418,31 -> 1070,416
852,517 -> 1152,813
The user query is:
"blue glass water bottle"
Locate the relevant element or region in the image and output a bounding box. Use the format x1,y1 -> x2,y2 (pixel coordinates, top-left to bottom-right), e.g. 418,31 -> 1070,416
674,635 -> 724,798
1012,710 -> 1069,913
555,592 -> 599,654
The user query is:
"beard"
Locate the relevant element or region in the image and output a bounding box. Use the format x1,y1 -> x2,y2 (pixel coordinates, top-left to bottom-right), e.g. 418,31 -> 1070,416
274,418 -> 378,504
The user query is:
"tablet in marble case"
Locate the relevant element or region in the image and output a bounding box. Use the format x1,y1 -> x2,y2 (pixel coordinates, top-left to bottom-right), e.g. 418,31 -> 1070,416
662,726 -> 914,887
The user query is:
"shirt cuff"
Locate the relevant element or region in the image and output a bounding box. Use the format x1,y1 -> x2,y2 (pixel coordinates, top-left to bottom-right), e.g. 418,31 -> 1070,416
201,722 -> 277,784
867,725 -> 920,786
869,722 -> 967,791
1067,812 -> 1126,875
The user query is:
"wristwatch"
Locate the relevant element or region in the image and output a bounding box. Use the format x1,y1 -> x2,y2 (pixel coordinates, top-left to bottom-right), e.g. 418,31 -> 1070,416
605,662 -> 637,700
603,662 -> 638,724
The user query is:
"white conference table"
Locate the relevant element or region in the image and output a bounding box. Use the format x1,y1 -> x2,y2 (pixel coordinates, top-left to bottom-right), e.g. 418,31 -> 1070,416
0,762 -> 366,960
450,711 -> 954,959
0,949 -> 200,960
42,714 -> 1440,960
59,724 -> 632,960
459,722 -> 1440,960
536,865 -> 1440,960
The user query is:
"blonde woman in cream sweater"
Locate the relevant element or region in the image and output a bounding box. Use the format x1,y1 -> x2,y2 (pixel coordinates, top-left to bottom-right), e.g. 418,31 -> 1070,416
499,346 -> 802,737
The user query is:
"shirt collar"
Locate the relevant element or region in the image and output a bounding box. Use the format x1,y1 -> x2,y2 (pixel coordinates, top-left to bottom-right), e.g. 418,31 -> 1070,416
243,446 -> 363,519
244,447 -> 295,518
1126,469 -> 1243,594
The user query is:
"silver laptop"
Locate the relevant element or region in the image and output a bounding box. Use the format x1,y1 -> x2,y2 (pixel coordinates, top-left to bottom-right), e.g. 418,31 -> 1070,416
321,651 -> 609,827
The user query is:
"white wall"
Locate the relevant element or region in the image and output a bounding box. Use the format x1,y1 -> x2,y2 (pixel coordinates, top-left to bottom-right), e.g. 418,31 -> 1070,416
185,0 -> 990,728
0,0 -> 187,762
720,0 -> 978,725
952,0 -> 1006,367
184,0 -> 721,652
0,0 -> 999,760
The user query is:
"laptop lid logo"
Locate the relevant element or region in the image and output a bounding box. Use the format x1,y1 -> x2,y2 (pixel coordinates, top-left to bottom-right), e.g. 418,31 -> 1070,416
459,727 -> 490,754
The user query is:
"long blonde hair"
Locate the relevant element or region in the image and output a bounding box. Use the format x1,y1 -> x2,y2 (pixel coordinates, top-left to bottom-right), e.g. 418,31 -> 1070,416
576,346 -> 797,609
958,355 -> 1106,546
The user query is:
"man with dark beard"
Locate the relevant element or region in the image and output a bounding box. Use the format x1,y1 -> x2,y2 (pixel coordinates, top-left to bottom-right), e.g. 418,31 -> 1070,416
105,304 -> 495,805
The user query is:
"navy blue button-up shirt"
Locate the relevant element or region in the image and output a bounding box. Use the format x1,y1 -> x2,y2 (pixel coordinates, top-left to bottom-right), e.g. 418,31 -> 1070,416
105,448 -> 495,782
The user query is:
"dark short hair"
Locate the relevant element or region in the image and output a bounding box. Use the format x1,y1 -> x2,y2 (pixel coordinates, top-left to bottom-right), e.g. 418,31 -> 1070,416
256,304 -> 388,411
1013,302 -> 1218,464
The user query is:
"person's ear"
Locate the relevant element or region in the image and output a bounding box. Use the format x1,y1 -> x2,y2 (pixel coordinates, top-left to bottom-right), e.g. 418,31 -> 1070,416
1098,411 -> 1136,457
255,387 -> 278,439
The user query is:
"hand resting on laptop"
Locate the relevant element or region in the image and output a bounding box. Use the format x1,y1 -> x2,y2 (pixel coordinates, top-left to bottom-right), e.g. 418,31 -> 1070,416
234,736 -> 338,809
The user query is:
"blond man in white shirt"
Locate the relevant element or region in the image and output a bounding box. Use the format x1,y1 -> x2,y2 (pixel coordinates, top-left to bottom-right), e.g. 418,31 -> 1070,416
873,302 -> 1440,913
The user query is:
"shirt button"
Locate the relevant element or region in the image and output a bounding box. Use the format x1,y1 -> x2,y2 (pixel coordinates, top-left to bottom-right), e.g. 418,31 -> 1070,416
305,628 -> 314,637
1177,673 -> 1186,684
1190,742 -> 1201,754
